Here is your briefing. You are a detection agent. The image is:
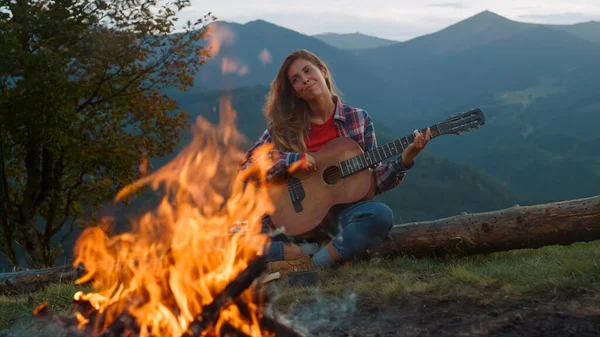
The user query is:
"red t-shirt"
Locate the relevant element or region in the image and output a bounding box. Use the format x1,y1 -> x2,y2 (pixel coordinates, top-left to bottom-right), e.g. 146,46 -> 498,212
305,112 -> 338,152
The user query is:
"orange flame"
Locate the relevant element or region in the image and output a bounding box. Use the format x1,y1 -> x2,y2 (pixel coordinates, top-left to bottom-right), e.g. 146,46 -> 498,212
221,57 -> 249,76
259,49 -> 272,67
221,57 -> 238,74
206,22 -> 235,58
71,95 -> 276,337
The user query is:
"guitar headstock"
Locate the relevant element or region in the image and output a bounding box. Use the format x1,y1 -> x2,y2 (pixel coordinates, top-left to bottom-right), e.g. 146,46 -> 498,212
438,108 -> 485,136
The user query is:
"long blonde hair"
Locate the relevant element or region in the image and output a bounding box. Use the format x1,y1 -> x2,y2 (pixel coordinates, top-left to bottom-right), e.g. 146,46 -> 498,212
264,50 -> 341,153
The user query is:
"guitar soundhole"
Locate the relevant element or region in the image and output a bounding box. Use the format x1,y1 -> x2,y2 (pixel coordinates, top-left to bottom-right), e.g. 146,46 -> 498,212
322,165 -> 342,185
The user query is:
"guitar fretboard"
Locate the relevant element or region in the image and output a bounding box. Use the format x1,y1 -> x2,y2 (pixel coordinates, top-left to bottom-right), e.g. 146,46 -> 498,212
340,125 -> 441,177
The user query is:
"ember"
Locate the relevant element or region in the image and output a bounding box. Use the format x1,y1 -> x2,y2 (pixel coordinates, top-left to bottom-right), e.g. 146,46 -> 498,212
33,95 -> 303,337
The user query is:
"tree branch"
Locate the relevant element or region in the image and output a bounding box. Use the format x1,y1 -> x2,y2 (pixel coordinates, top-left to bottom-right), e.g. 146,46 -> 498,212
57,218 -> 78,246
42,154 -> 65,238
20,129 -> 42,223
50,172 -> 84,238
0,131 -> 17,267
15,128 -> 46,267
44,189 -> 58,239
74,29 -> 158,115
75,66 -> 109,113
76,37 -> 185,114
36,147 -> 55,209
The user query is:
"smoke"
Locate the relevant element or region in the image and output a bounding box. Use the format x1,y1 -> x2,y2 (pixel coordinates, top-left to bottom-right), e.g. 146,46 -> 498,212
267,287 -> 359,335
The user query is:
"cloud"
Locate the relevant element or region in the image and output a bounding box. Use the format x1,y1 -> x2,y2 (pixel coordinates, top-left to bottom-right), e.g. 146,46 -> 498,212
519,12 -> 600,24
181,1 -> 600,41
512,6 -> 539,10
209,11 -> 456,41
426,2 -> 466,8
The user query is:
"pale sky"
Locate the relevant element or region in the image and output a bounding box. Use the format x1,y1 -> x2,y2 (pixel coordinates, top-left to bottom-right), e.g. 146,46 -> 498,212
180,0 -> 600,41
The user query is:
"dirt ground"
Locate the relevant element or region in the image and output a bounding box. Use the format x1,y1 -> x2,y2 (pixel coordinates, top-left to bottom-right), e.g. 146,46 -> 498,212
280,294 -> 600,336
3,294 -> 599,336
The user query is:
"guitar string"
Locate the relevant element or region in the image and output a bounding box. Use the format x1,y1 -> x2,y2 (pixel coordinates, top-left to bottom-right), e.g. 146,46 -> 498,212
248,140 -> 412,187
286,136 -> 419,184
284,130 -> 444,188
287,151 -> 389,188
247,127 -> 454,186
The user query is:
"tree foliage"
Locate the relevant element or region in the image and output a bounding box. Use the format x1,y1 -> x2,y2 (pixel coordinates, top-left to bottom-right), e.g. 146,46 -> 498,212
0,0 -> 213,268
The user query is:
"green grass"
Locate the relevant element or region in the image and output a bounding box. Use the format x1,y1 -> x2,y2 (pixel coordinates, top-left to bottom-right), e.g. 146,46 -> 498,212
272,240 -> 600,309
0,282 -> 91,330
1,241 -> 599,331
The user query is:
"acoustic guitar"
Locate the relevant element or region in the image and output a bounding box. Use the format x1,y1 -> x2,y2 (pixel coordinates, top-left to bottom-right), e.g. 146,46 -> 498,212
266,108 -> 485,236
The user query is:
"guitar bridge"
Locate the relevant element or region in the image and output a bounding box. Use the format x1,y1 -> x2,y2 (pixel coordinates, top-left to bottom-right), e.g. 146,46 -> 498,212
287,177 -> 305,213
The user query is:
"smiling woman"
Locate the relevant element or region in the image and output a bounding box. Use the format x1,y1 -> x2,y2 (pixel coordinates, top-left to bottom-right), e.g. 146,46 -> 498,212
238,49 -> 432,284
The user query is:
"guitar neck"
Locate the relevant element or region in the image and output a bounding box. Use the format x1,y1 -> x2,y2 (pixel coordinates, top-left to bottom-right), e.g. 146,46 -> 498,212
340,124 -> 442,177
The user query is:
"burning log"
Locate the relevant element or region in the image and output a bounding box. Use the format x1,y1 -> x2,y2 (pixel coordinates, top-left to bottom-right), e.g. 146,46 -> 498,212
183,255 -> 304,337
372,195 -> 600,258
183,256 -> 267,337
33,256 -> 305,337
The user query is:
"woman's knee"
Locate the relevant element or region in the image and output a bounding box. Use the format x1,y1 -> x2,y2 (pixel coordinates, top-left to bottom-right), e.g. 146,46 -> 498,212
371,202 -> 394,237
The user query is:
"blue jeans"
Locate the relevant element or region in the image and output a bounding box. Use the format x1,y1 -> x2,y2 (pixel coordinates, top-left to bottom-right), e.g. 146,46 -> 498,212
263,200 -> 394,262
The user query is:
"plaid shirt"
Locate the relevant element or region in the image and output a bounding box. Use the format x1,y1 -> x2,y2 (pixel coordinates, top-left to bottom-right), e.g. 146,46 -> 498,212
240,96 -> 413,195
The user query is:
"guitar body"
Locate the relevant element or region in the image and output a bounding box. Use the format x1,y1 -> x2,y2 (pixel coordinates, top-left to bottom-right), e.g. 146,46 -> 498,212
267,137 -> 375,237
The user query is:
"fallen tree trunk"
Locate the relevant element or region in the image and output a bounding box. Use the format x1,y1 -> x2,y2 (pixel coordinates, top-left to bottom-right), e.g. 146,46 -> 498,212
0,265 -> 85,296
373,195 -> 600,258
2,196 -> 599,295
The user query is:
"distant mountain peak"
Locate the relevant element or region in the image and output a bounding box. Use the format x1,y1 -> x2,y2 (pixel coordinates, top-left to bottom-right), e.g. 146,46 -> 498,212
479,9 -> 500,16
243,19 -> 300,31
460,9 -> 514,24
241,19 -> 303,36
244,19 -> 270,26
313,32 -> 398,50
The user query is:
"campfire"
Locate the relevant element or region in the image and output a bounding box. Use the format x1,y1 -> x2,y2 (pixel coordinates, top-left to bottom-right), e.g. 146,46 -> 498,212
32,94 -> 302,337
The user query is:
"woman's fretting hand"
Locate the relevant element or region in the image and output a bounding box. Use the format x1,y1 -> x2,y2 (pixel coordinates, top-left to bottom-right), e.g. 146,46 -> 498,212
401,127 -> 431,167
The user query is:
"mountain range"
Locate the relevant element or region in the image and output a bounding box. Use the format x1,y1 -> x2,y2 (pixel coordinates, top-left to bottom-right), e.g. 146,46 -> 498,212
313,32 -> 398,49
312,14 -> 600,49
